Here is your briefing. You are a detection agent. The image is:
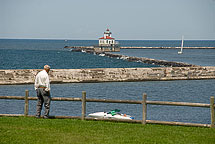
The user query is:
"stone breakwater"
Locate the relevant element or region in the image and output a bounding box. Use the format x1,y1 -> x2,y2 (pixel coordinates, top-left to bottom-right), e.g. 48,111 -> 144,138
84,50 -> 197,67
0,67 -> 215,85
105,53 -> 197,67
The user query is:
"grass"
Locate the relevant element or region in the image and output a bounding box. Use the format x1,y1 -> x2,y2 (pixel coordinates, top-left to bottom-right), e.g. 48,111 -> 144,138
0,117 -> 215,144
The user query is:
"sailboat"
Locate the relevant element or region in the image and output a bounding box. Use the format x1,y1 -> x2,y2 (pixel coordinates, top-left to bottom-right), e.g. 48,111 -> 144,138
178,35 -> 184,54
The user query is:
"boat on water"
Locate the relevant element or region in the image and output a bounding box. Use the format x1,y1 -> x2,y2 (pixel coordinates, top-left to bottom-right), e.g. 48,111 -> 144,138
88,109 -> 134,120
178,35 -> 184,54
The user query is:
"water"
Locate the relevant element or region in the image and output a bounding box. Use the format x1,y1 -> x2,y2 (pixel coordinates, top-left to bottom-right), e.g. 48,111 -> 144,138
115,48 -> 215,66
0,39 -> 159,69
0,39 -> 215,69
1,39 -> 215,50
0,80 -> 214,124
0,49 -> 157,69
119,40 -> 215,47
0,39 -> 215,124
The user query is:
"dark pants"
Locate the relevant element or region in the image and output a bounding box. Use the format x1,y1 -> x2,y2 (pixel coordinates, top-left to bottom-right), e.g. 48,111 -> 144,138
36,88 -> 51,117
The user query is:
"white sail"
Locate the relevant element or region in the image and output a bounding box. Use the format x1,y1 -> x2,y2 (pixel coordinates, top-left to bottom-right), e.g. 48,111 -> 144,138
178,35 -> 184,54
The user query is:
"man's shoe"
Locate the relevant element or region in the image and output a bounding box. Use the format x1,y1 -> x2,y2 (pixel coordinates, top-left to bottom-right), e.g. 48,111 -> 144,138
43,116 -> 49,119
35,115 -> 40,119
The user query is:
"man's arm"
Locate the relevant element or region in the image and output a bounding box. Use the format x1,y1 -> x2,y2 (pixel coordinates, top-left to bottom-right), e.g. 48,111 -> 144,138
34,75 -> 39,90
45,76 -> 50,92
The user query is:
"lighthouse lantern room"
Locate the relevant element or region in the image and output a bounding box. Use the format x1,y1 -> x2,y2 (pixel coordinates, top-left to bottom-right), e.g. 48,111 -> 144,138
99,28 -> 116,46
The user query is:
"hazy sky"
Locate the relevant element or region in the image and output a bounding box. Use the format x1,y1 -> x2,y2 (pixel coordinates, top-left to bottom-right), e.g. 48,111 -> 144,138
1,0 -> 215,40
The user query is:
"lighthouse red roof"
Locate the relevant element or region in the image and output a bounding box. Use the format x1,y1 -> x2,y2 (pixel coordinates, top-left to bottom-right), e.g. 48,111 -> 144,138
99,36 -> 115,39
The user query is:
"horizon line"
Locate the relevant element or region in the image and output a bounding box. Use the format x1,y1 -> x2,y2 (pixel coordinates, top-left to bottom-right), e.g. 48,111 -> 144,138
0,37 -> 215,41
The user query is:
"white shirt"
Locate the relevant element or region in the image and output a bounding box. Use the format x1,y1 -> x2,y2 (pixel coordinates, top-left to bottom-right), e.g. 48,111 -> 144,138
34,70 -> 50,91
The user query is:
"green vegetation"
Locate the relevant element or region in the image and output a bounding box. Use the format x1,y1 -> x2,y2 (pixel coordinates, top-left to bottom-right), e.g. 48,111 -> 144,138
0,117 -> 215,144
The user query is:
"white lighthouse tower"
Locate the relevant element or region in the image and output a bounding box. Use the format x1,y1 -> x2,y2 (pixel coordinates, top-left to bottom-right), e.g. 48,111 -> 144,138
99,28 -> 116,46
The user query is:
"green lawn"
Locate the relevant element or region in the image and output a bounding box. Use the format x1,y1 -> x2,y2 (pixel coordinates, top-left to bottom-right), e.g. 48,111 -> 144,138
0,117 -> 215,144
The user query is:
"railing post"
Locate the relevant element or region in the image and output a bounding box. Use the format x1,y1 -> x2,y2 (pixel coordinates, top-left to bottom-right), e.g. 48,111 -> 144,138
24,90 -> 29,117
210,96 -> 215,128
81,91 -> 86,120
142,93 -> 147,125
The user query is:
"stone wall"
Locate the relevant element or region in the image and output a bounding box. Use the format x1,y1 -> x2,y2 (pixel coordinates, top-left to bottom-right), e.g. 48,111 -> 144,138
0,66 -> 215,85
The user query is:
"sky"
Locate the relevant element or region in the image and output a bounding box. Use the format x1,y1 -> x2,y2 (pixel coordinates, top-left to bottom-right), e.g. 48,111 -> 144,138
0,0 -> 215,40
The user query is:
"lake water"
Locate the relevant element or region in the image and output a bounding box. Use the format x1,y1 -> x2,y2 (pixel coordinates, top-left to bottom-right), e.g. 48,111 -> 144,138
0,39 -> 215,124
0,80 -> 214,124
115,48 -> 215,66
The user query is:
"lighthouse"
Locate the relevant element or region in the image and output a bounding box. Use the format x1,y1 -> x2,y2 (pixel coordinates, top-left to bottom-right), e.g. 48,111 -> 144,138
65,28 -> 120,52
99,28 -> 117,47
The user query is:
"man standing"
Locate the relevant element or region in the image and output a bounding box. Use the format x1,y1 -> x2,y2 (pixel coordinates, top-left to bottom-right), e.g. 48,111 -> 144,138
34,65 -> 51,119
